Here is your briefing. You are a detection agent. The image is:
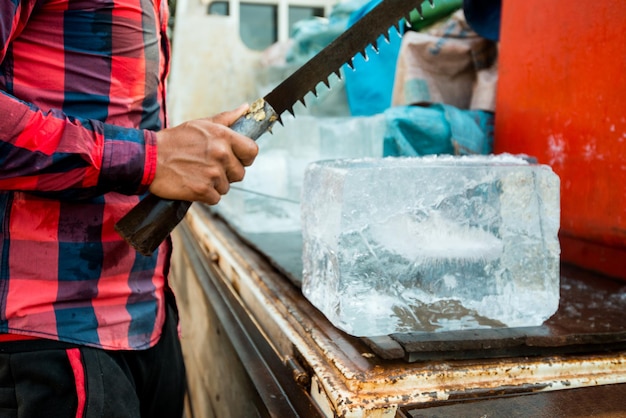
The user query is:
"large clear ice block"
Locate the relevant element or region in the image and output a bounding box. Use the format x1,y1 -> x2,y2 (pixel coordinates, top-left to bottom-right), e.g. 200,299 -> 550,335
301,155 -> 561,337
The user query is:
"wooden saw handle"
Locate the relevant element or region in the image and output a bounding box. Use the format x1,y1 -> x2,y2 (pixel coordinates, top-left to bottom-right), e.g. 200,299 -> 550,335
114,100 -> 278,256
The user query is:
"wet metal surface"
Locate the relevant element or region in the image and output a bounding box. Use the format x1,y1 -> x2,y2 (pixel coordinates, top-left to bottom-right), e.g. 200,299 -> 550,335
185,207 -> 626,418
224,212 -> 626,362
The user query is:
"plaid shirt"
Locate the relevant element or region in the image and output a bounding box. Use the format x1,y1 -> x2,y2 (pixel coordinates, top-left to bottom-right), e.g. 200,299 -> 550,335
0,0 -> 171,350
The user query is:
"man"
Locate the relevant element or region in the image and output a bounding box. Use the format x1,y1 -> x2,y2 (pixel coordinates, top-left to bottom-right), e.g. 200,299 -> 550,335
0,0 -> 258,416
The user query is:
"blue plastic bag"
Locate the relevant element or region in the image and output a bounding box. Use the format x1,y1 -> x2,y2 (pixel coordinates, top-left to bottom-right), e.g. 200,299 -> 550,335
343,0 -> 403,116
383,104 -> 494,156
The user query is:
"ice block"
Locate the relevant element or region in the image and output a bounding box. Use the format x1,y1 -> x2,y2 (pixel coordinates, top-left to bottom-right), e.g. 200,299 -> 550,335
301,155 -> 561,337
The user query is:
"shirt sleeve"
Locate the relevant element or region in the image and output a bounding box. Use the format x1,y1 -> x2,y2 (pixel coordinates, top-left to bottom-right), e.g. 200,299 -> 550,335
0,1 -> 158,200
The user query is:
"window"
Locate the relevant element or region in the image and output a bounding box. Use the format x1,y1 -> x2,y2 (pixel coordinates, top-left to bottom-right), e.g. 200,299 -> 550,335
208,1 -> 326,51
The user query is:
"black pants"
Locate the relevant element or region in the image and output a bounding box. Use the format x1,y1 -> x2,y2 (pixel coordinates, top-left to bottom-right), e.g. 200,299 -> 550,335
0,303 -> 186,418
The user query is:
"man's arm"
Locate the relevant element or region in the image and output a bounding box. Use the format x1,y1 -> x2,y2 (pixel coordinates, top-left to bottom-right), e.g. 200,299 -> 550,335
0,2 -> 258,203
0,89 -> 258,203
0,90 -> 157,199
0,0 -> 155,199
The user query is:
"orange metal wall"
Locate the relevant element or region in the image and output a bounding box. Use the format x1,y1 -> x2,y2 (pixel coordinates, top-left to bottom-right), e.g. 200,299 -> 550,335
494,1 -> 626,279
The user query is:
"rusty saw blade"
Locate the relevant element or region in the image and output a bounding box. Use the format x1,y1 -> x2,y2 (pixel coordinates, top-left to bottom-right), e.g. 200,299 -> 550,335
114,0 -> 433,256
265,0 -> 433,117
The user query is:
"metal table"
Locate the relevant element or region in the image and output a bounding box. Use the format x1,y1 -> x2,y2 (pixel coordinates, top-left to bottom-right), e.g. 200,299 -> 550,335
171,204 -> 626,418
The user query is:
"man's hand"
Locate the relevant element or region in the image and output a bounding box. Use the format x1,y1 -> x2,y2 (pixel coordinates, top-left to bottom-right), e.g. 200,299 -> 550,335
149,104 -> 259,204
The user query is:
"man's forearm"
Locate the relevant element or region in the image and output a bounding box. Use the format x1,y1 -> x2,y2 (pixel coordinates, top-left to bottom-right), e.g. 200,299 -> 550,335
0,90 -> 155,198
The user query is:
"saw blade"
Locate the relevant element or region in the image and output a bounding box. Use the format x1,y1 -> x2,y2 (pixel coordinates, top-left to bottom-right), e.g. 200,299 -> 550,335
264,0 -> 432,117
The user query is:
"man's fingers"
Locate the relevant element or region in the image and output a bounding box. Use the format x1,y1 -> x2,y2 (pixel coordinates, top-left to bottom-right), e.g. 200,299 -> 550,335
206,103 -> 259,166
225,161 -> 246,183
231,135 -> 258,167
209,103 -> 250,126
212,175 -> 230,196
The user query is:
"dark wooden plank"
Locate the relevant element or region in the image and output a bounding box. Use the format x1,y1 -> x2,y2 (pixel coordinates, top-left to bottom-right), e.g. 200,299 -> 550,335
400,383 -> 626,418
361,335 -> 406,359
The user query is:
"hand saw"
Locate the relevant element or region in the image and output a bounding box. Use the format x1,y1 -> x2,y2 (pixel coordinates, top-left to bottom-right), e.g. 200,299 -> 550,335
115,0 -> 433,256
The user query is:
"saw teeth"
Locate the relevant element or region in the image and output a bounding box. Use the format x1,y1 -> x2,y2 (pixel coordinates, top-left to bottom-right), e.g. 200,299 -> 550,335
415,4 -> 423,19
263,0 -> 431,118
371,39 -> 379,53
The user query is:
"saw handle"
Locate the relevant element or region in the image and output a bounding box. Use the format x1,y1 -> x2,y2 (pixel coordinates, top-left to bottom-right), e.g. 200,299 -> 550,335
114,100 -> 277,256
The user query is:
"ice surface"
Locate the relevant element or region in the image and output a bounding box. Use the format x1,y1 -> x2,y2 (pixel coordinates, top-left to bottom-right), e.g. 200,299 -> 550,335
301,155 -> 561,337
214,114 -> 385,233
